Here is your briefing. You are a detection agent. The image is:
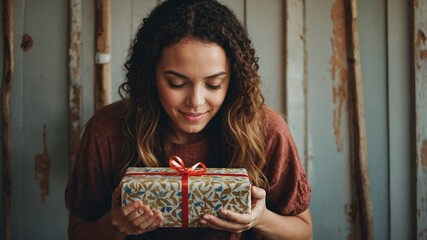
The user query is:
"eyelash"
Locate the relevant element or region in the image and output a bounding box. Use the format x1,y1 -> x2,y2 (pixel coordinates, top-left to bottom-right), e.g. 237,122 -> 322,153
167,82 -> 222,90
167,82 -> 186,89
208,85 -> 222,90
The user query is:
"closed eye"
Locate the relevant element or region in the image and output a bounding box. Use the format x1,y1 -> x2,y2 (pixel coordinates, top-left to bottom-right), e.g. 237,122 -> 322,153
205,77 -> 224,90
167,81 -> 187,89
206,84 -> 222,90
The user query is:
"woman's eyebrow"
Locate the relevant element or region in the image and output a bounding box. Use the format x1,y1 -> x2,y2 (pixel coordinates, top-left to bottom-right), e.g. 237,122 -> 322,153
205,72 -> 227,80
164,70 -> 189,80
163,70 -> 227,80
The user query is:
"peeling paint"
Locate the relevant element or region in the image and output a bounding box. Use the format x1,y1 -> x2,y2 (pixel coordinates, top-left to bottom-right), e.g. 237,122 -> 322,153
416,30 -> 427,70
69,83 -> 81,167
303,0 -> 309,167
344,204 -> 353,220
414,1 -> 427,238
34,125 -> 51,203
422,141 -> 427,170
344,203 -> 353,240
20,33 -> 33,51
330,0 -> 348,152
69,0 -> 82,170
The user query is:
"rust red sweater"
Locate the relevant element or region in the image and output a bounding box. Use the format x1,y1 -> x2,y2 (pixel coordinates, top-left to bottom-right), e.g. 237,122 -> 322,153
65,101 -> 311,240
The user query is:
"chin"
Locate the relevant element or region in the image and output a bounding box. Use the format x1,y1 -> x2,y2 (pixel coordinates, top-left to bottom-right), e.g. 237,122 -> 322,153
181,125 -> 206,134
184,128 -> 204,134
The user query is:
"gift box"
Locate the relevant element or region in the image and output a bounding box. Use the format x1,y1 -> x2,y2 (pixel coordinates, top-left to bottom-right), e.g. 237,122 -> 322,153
121,156 -> 251,228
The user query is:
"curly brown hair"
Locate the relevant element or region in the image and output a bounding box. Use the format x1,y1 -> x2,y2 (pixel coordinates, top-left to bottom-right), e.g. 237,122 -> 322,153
119,0 -> 267,188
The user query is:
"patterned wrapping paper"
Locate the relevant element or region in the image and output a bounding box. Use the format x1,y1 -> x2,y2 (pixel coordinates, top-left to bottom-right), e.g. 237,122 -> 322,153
121,157 -> 251,228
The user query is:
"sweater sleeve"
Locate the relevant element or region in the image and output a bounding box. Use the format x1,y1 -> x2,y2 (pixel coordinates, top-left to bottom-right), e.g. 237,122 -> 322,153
64,117 -> 113,220
64,102 -> 126,220
262,107 -> 311,216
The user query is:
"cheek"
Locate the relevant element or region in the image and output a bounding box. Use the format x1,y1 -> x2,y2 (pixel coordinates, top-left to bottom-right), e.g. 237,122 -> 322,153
158,88 -> 183,108
157,85 -> 171,107
210,91 -> 228,107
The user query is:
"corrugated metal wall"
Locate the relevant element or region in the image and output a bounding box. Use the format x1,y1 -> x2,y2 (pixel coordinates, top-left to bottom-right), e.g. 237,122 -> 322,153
1,0 -> 425,239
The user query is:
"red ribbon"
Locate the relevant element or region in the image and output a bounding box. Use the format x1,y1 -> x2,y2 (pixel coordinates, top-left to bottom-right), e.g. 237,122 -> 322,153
168,156 -> 206,227
124,156 -> 250,228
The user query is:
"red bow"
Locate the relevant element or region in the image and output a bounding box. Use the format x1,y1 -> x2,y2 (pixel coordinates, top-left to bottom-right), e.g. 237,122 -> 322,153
169,156 -> 206,176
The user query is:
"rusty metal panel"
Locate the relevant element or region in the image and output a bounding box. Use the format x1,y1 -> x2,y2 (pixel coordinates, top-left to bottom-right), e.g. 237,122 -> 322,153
109,0 -> 158,103
11,9 -> 25,240
131,0 -> 159,35
69,0 -> 82,172
14,0 -> 69,238
95,0 -> 111,110
357,0 -> 390,239
387,0 -> 414,239
285,0 -> 308,170
305,0 -> 353,238
219,0 -> 245,25
1,1 -> 14,239
345,0 -> 374,238
246,0 -> 284,112
110,0 -> 133,103
81,0 -> 96,124
413,0 -> 427,239
7,0 -> 27,239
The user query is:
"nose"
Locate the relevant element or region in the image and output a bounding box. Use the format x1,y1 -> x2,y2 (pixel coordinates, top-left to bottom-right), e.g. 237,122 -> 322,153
186,85 -> 205,107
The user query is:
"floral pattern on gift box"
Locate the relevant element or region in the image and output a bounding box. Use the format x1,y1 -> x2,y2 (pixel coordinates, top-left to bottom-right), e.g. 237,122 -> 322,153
121,166 -> 251,228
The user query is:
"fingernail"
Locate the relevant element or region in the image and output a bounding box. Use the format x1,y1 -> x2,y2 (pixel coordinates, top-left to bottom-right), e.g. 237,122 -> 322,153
200,219 -> 207,225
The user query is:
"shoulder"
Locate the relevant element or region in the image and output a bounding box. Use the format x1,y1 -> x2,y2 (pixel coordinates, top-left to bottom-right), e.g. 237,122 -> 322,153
260,107 -> 310,215
260,105 -> 298,165
260,105 -> 290,138
260,106 -> 295,161
84,100 -> 127,138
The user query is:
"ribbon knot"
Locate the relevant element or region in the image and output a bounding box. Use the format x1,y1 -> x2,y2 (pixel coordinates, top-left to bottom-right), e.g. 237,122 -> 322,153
169,156 -> 206,176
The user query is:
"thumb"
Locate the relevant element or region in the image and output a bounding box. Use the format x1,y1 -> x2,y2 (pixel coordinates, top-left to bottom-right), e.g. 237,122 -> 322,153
251,186 -> 266,212
251,186 -> 266,200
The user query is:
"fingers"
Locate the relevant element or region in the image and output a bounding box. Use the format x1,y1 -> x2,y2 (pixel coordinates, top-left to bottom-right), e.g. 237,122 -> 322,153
129,209 -> 164,235
219,210 -> 253,225
111,201 -> 163,235
126,204 -> 150,222
113,200 -> 143,219
200,186 -> 268,233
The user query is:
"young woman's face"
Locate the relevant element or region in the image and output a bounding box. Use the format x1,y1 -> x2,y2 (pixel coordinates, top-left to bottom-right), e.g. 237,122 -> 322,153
155,38 -> 230,144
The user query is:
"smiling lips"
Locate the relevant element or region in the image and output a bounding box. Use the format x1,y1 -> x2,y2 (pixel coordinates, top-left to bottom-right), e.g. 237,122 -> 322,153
181,111 -> 206,122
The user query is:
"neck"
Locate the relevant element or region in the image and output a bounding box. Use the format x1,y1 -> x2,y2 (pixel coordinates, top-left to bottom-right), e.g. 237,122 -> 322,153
168,131 -> 206,145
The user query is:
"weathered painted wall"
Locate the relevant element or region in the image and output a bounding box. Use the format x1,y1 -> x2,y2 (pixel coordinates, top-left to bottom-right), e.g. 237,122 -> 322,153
413,0 -> 427,238
0,0 -> 423,239
387,0 -> 413,237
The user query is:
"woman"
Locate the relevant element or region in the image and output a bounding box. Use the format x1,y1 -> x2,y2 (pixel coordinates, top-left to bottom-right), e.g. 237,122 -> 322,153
65,0 -> 312,239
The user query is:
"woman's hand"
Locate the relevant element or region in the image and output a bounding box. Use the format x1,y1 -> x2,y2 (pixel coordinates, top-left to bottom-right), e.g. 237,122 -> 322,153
110,185 -> 164,236
199,186 -> 267,233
